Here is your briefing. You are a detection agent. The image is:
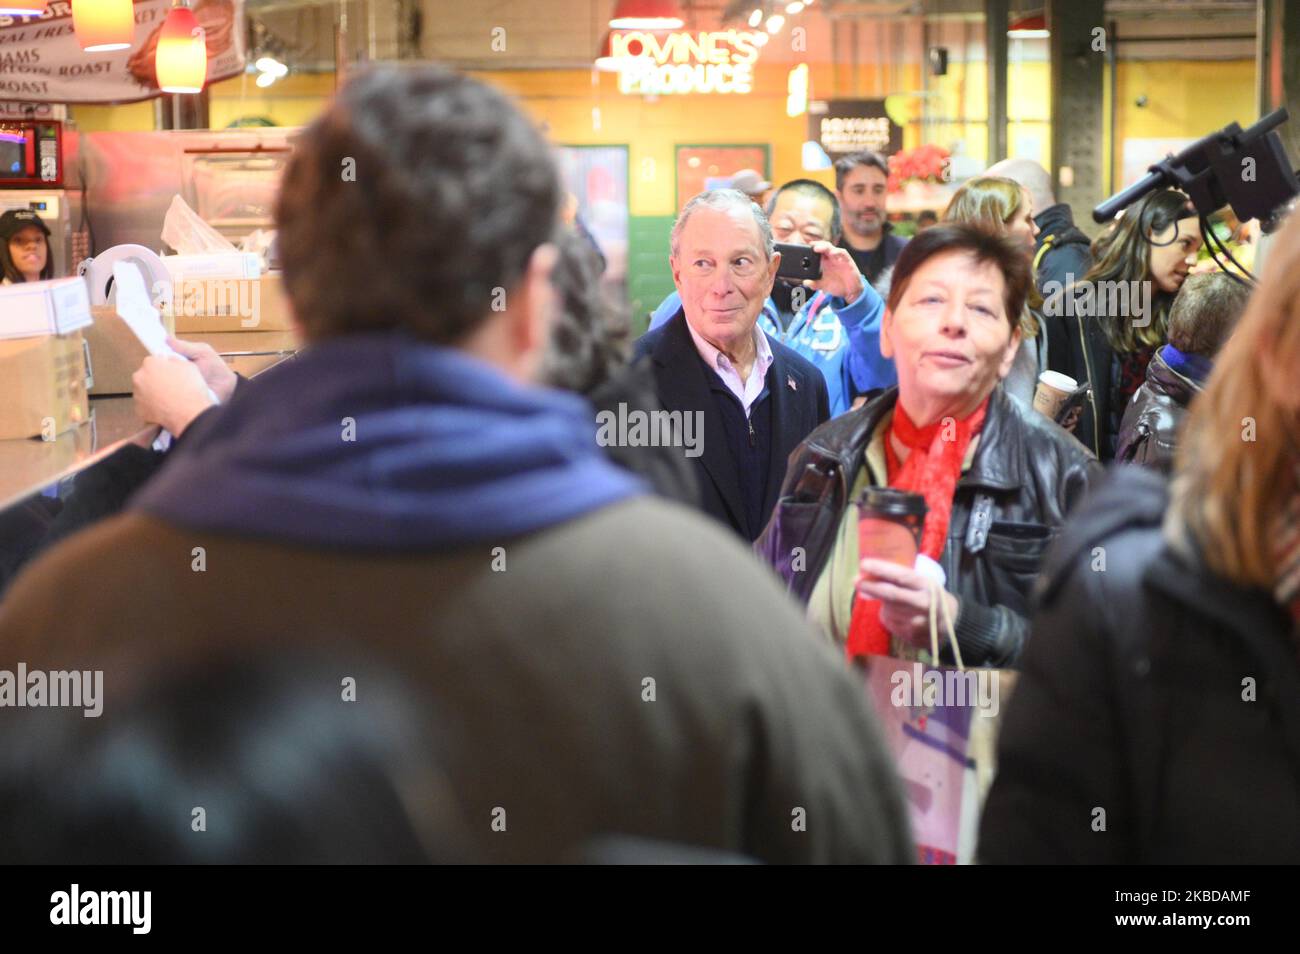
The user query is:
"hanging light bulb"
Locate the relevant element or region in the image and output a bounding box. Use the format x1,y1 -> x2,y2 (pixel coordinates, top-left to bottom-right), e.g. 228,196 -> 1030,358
765,13 -> 785,33
747,8 -> 763,28
156,0 -> 208,94
73,0 -> 135,52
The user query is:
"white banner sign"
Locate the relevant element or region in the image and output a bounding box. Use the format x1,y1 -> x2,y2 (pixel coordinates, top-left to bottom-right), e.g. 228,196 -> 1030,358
0,0 -> 245,104
0,100 -> 64,118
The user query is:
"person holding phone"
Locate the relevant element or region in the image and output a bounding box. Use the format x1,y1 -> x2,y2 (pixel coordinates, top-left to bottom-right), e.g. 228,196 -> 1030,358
647,179 -> 896,416
633,188 -> 830,542
757,224 -> 1099,668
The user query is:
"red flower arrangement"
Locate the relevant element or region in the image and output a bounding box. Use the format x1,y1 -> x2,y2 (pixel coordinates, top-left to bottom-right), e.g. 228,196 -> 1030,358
887,144 -> 952,192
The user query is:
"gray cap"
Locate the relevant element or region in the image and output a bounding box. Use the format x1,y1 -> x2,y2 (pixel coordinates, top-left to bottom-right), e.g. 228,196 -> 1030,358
729,169 -> 771,197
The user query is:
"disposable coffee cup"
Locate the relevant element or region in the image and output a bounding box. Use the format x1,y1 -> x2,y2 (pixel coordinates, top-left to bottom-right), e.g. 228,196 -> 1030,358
1033,370 -> 1077,420
857,487 -> 927,572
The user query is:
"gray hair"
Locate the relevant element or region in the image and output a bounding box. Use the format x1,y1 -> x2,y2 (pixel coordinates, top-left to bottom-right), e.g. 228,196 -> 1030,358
1167,270 -> 1251,357
984,158 -> 1056,218
669,188 -> 774,260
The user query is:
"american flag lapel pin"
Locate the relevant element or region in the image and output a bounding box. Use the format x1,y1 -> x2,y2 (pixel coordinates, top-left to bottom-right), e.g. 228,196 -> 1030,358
787,375 -> 798,392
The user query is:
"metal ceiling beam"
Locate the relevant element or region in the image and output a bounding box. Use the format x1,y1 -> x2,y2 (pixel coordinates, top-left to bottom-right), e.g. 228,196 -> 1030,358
1257,0 -> 1300,163
1048,0 -> 1106,232
986,0 -> 1008,163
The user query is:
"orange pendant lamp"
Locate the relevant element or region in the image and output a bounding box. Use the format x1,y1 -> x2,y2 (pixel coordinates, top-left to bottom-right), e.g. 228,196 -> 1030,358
0,0 -> 47,17
156,0 -> 208,94
608,0 -> 682,30
72,0 -> 136,53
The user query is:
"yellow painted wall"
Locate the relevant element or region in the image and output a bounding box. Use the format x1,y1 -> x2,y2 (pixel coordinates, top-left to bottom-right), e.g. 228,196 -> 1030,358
68,99 -> 155,131
207,72 -> 337,128
67,57 -> 1257,205
923,58 -> 1054,173
475,63 -> 844,217
1114,59 -> 1256,172
69,72 -> 336,132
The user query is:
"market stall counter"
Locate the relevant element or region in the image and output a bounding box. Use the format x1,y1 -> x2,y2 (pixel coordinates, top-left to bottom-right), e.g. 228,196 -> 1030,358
0,352 -> 295,596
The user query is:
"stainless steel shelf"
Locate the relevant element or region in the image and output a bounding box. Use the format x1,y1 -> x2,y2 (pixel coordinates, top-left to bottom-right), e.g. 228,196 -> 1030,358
0,397 -> 150,515
0,353 -> 293,515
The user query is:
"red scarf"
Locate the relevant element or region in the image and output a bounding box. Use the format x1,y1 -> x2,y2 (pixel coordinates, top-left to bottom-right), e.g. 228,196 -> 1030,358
846,396 -> 990,658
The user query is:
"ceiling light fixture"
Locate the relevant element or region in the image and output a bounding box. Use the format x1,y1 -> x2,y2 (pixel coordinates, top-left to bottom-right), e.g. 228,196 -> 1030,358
609,0 -> 683,30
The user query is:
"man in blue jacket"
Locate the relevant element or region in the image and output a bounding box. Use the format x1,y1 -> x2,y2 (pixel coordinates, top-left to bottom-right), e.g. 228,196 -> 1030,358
646,179 -> 895,416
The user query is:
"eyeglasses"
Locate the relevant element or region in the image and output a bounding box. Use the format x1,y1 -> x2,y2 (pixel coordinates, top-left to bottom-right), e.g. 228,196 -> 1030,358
683,257 -> 764,279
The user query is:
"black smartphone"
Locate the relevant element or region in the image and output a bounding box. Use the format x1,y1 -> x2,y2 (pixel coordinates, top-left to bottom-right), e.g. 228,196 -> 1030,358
774,242 -> 822,283
1055,382 -> 1092,428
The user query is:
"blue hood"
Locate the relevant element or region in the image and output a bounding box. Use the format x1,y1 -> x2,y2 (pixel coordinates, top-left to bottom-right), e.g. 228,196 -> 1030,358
132,334 -> 646,549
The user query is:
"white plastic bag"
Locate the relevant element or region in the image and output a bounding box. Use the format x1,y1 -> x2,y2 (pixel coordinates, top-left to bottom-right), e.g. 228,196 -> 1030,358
160,195 -> 238,256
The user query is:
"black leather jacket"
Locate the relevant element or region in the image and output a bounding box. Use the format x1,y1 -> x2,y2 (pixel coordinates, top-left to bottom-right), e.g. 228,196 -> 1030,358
755,385 -> 1100,667
1114,348 -> 1200,472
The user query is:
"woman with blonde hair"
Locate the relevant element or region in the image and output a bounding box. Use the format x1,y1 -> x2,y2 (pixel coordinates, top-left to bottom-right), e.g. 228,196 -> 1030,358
942,176 -> 1044,407
980,208 -> 1300,863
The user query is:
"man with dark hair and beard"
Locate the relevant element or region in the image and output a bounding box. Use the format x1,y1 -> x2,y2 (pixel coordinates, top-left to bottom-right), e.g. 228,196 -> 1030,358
0,65 -> 912,866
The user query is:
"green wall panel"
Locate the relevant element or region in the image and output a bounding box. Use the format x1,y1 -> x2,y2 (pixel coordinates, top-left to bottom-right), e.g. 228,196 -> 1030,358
626,214 -> 676,336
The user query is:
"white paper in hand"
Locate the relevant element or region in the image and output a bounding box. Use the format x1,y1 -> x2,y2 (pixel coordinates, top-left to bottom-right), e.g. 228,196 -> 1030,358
113,261 -> 218,452
113,261 -> 180,358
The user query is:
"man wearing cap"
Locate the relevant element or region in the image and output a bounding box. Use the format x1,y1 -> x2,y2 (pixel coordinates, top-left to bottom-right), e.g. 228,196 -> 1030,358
729,168 -> 772,207
0,209 -> 54,284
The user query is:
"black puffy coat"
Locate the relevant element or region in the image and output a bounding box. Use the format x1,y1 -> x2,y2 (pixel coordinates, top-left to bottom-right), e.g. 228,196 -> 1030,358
980,466 -> 1300,863
1032,203 -> 1093,298
755,384 -> 1099,668
1114,348 -> 1199,471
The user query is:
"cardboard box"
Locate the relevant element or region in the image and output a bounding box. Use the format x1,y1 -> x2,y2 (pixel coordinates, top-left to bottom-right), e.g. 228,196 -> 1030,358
83,305 -> 177,396
169,272 -> 292,334
0,277 -> 94,341
161,252 -> 263,281
175,328 -> 298,378
0,332 -> 91,440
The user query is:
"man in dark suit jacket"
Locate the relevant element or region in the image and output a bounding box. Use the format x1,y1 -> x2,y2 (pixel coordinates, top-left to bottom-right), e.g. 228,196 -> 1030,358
635,188 -> 873,541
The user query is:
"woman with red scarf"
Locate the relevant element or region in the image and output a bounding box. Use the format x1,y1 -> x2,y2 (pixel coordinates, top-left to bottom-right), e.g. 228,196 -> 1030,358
757,224 -> 1100,667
